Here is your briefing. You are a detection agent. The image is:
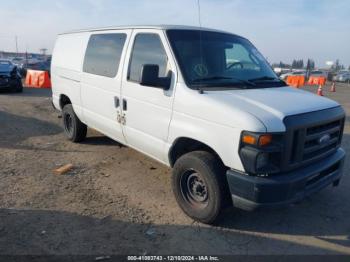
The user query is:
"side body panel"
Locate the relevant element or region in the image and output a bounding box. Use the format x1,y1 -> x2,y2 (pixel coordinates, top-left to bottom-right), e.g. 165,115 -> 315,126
80,30 -> 132,144
120,29 -> 178,163
166,83 -> 267,170
51,32 -> 90,120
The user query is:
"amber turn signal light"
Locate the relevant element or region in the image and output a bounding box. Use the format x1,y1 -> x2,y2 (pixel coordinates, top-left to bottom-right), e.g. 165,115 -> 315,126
242,133 -> 273,147
259,134 -> 273,146
242,135 -> 257,145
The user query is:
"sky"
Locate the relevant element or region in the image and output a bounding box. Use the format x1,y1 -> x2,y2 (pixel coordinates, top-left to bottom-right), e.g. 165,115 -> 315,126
0,0 -> 349,67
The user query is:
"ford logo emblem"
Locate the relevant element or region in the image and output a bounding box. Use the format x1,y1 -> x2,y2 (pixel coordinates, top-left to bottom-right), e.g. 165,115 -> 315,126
318,134 -> 331,145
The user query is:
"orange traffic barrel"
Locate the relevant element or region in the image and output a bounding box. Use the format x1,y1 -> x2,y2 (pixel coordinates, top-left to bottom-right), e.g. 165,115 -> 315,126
286,75 -> 305,88
308,76 -> 326,86
25,70 -> 51,88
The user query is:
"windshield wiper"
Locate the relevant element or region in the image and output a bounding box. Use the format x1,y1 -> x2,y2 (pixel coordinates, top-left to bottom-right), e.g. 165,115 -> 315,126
248,76 -> 282,82
192,76 -> 256,87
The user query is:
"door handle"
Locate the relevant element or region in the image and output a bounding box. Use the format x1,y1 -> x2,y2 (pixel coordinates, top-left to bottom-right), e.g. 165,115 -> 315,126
114,96 -> 120,108
122,99 -> 127,111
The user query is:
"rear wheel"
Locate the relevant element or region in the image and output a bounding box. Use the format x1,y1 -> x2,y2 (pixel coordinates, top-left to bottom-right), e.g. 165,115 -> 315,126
62,104 -> 87,142
172,151 -> 229,224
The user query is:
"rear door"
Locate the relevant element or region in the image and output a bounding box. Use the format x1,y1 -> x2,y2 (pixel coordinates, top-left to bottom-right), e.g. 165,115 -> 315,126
120,29 -> 177,162
80,30 -> 131,143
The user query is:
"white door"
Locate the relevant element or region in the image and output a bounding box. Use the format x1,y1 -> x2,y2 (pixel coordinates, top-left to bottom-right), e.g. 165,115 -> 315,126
120,29 -> 177,163
80,30 -> 131,143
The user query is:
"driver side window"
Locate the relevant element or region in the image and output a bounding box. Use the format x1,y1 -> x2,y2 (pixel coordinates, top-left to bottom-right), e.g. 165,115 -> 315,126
128,33 -> 169,83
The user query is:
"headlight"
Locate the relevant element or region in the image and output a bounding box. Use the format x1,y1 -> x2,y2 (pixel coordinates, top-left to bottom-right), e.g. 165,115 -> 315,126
239,131 -> 283,175
256,152 -> 269,170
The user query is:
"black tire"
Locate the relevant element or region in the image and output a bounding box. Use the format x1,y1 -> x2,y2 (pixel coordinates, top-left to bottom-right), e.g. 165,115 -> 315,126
172,151 -> 229,224
15,80 -> 23,93
62,104 -> 87,142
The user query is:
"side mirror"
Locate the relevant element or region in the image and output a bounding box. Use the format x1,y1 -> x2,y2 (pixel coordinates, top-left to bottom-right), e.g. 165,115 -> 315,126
140,64 -> 171,90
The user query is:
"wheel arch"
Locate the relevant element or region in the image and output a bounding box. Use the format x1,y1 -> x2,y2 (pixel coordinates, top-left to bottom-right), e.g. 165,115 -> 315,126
168,137 -> 225,168
59,94 -> 72,110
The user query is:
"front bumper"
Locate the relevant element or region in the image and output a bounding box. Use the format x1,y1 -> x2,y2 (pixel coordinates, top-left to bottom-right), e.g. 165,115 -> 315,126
226,148 -> 345,211
0,78 -> 19,90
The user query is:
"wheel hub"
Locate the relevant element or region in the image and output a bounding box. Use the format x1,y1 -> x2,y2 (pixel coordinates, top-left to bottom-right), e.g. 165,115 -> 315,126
64,113 -> 73,135
182,171 -> 208,206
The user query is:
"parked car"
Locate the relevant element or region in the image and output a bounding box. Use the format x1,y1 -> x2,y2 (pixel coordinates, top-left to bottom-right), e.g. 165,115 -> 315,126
334,72 -> 350,83
11,57 -> 25,67
19,59 -> 51,77
332,70 -> 349,81
309,70 -> 328,78
273,67 -> 291,76
0,59 -> 23,92
280,70 -> 306,80
51,25 -> 346,224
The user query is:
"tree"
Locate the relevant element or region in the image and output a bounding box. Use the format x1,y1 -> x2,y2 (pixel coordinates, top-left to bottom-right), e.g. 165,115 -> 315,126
306,58 -> 315,71
306,59 -> 311,70
271,61 -> 291,69
292,59 -> 304,69
335,59 -> 340,70
331,59 -> 344,71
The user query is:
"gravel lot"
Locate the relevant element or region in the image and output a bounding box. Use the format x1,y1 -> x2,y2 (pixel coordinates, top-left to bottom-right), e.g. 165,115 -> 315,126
0,82 -> 349,257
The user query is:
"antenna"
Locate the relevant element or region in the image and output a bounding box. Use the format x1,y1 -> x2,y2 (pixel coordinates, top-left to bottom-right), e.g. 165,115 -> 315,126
197,0 -> 202,28
196,0 -> 205,94
15,36 -> 18,57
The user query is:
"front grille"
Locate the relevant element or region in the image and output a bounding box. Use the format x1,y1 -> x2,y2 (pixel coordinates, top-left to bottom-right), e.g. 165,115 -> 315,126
302,119 -> 342,161
282,107 -> 345,171
0,76 -> 9,86
0,75 -> 9,81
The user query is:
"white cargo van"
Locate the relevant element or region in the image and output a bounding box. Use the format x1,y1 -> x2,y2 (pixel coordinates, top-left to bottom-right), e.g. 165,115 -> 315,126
51,25 -> 345,223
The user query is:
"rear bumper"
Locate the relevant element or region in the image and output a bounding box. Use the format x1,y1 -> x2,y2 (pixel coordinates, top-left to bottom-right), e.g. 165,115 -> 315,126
226,148 -> 345,211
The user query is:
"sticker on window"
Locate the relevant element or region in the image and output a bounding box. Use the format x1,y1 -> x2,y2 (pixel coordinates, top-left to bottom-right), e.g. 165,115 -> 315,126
193,63 -> 209,77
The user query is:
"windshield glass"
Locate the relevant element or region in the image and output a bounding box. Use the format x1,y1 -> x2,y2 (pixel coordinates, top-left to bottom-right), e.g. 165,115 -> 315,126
0,61 -> 11,65
166,29 -> 284,89
0,60 -> 12,72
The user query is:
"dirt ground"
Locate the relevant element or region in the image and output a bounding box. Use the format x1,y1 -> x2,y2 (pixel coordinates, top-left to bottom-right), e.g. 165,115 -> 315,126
0,82 -> 350,257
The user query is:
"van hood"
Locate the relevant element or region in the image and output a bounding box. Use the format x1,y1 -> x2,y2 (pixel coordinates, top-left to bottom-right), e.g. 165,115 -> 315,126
205,86 -> 339,131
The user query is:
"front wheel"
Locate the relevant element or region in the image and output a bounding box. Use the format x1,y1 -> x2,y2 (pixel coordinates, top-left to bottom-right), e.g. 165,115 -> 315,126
62,104 -> 87,142
172,151 -> 229,224
15,80 -> 23,93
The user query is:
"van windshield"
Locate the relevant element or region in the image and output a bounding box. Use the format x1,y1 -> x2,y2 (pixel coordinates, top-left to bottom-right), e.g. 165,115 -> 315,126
166,29 -> 286,89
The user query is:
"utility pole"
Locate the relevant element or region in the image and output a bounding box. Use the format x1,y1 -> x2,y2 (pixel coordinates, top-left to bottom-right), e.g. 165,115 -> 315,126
25,44 -> 28,66
15,36 -> 18,57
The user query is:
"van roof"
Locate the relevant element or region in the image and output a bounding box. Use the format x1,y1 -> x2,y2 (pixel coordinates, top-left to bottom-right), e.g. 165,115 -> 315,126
59,25 -> 236,36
